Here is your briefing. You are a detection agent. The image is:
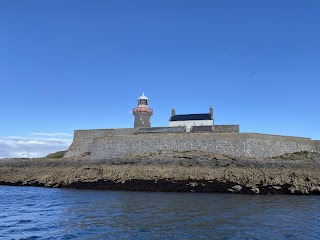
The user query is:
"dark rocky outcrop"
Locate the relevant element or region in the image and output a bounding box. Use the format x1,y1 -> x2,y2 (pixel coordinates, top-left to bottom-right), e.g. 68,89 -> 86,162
1,151 -> 320,195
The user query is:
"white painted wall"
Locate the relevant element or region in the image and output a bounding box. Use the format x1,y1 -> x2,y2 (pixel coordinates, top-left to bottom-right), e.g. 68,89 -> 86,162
169,120 -> 213,132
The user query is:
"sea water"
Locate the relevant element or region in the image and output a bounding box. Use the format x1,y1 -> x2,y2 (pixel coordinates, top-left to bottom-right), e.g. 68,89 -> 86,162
0,185 -> 319,240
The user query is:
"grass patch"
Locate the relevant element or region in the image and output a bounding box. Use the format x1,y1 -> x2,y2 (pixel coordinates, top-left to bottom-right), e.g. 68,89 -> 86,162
46,150 -> 67,159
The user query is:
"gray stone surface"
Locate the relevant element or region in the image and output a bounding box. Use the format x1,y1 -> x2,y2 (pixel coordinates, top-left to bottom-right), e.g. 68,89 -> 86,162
191,126 -> 213,132
64,128 -> 135,158
89,132 -> 317,160
64,125 -> 319,160
134,112 -> 151,128
135,127 -> 186,134
214,125 -> 240,133
315,140 -> 320,151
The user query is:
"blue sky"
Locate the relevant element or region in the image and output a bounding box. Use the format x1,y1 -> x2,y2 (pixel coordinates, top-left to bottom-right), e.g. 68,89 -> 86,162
0,1 -> 319,157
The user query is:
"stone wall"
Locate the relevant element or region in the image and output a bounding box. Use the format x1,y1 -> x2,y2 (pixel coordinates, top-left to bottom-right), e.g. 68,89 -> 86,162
213,125 -> 240,133
315,141 -> 320,152
90,132 -> 316,160
135,127 -> 186,134
64,128 -> 135,158
191,126 -> 213,132
65,126 -> 319,159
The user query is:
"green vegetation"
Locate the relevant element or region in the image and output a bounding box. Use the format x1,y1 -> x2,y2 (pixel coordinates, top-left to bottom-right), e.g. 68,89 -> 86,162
273,151 -> 320,160
46,150 -> 67,159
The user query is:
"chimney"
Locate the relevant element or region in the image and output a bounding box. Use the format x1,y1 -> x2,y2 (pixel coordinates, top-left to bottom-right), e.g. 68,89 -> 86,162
209,106 -> 213,119
171,108 -> 176,117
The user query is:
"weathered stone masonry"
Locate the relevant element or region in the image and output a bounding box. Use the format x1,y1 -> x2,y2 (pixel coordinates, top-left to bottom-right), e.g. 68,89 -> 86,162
315,140 -> 320,152
212,125 -> 239,133
65,128 -> 318,159
64,128 -> 135,158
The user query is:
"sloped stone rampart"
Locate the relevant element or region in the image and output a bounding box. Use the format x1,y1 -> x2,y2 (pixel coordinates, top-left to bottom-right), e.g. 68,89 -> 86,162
90,132 -> 316,159
64,128 -> 135,158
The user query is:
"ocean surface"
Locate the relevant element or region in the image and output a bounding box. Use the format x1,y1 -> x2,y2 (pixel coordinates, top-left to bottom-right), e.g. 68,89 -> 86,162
0,186 -> 319,240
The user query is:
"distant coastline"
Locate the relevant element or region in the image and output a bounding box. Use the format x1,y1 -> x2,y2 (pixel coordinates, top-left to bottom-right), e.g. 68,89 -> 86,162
1,150 -> 320,195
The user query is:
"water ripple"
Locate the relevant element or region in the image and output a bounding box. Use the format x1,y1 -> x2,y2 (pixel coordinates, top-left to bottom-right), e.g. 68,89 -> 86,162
0,186 -> 320,239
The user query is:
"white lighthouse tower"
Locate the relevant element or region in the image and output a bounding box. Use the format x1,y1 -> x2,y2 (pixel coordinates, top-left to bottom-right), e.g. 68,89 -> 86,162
133,93 -> 153,128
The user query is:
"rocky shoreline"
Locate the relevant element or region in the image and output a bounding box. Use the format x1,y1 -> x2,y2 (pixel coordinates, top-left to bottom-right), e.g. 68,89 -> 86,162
1,150 -> 320,195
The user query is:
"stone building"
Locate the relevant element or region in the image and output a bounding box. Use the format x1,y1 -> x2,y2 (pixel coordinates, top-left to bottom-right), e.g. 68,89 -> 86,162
169,106 -> 214,132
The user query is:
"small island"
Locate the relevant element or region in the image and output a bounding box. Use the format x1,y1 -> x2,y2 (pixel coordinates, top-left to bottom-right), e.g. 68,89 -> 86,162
1,93 -> 319,195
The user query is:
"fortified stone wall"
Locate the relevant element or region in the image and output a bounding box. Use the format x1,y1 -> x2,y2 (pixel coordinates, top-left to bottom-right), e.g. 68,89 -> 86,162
315,140 -> 320,152
64,128 -> 135,158
191,126 -> 213,132
135,127 -> 186,134
214,125 -> 239,133
90,133 -> 316,160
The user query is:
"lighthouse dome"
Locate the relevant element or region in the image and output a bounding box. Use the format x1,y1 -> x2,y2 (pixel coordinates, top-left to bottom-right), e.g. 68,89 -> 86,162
138,93 -> 148,100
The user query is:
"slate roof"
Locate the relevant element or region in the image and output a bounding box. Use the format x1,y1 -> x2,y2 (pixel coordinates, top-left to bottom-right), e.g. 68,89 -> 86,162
170,113 -> 212,121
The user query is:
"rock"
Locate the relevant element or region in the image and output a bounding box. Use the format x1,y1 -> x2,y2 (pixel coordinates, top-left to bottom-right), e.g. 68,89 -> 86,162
288,186 -> 299,194
250,187 -> 260,194
0,150 -> 320,195
188,182 -> 198,187
232,185 -> 242,191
